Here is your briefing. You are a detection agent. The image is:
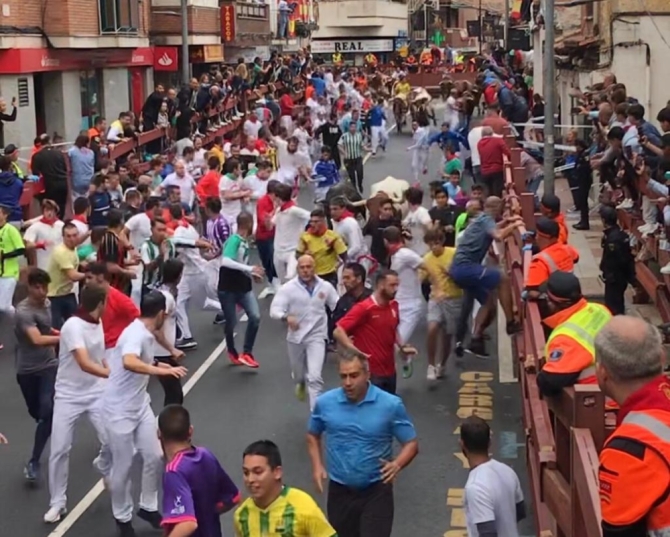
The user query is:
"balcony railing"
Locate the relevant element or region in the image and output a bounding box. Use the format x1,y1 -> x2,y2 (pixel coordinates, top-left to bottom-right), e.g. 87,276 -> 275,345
236,2 -> 268,19
99,0 -> 140,34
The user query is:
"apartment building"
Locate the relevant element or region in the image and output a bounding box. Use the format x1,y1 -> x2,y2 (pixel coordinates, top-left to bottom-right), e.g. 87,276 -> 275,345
311,0 -> 408,64
0,0 -> 170,149
534,0 -> 670,127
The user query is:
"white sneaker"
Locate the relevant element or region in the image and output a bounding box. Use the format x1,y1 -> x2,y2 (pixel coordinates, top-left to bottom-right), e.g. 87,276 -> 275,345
258,286 -> 272,299
435,364 -> 445,379
427,364 -> 437,381
44,506 -> 67,524
661,262 -> 670,275
615,198 -> 632,209
240,313 -> 248,322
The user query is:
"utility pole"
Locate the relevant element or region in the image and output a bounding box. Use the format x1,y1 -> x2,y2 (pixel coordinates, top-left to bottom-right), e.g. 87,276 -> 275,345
543,0 -> 556,195
181,0 -> 190,85
504,0 -> 510,50
424,2 -> 428,47
478,0 -> 483,53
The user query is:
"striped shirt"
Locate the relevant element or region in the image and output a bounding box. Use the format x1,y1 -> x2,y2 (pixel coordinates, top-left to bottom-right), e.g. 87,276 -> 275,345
338,131 -> 364,160
205,214 -> 232,256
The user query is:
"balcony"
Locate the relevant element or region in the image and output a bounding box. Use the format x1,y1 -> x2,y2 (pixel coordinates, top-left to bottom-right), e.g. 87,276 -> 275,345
223,1 -> 272,48
312,0 -> 407,38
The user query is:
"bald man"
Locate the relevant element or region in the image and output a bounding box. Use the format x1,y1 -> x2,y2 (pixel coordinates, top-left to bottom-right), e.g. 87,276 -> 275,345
449,196 -> 524,357
594,316 -> 670,537
270,254 -> 339,410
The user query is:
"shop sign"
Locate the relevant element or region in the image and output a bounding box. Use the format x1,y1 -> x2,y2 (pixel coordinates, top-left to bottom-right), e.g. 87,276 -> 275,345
310,39 -> 394,54
203,44 -> 224,63
153,47 -> 179,72
0,47 -> 155,74
221,5 -> 236,42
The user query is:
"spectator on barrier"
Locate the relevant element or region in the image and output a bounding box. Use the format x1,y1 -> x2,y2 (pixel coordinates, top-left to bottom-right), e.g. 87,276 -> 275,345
477,126 -> 510,197
106,112 -> 132,143
594,316 -> 670,537
598,205 -> 635,315
3,144 -> 23,179
539,193 -> 568,245
524,217 -> 579,301
536,271 -> 613,399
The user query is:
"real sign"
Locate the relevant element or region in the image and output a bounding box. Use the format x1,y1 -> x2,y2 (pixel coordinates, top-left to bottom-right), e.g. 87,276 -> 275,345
310,39 -> 394,54
221,5 -> 236,42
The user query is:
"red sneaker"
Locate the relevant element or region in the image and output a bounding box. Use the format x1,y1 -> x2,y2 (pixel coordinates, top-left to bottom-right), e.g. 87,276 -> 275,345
238,353 -> 259,369
228,352 -> 241,365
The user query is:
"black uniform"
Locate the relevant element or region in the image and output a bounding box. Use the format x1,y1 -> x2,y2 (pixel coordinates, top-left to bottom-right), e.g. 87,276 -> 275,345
600,225 -> 635,315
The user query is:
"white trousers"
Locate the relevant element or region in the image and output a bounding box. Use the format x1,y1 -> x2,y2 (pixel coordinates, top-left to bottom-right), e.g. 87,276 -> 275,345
106,404 -> 162,523
176,272 -> 207,340
398,299 -> 425,345
49,394 -> 110,510
0,277 -> 17,313
411,149 -> 429,183
370,126 -> 388,153
130,265 -> 143,308
287,338 -> 326,411
274,250 -> 297,282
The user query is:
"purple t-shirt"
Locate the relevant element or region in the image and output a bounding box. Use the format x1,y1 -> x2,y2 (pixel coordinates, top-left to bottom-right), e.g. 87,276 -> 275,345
161,446 -> 240,537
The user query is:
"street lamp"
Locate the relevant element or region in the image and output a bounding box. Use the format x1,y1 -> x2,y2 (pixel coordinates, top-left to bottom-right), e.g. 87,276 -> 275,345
154,0 -> 191,85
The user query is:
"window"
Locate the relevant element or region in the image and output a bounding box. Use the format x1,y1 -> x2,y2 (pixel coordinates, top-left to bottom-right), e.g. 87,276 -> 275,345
80,70 -> 104,132
99,0 -> 140,34
236,2 -> 268,19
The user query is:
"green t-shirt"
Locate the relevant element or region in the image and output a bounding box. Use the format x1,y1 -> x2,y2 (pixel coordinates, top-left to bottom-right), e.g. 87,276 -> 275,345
455,212 -> 469,236
444,157 -> 463,175
0,223 -> 24,279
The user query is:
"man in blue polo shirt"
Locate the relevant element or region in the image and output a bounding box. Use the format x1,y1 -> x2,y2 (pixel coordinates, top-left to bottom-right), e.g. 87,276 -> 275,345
306,354 -> 418,537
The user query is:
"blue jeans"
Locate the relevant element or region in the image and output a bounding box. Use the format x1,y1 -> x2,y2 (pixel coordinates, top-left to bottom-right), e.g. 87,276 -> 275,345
50,294 -> 78,330
450,263 -> 501,343
256,239 -> 277,282
277,13 -> 288,38
218,290 -> 261,355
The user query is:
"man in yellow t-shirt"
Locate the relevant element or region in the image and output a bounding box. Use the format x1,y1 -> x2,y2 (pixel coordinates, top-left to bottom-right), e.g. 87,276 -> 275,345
0,204 -> 26,317
296,208 -> 347,287
47,222 -> 86,329
421,227 -> 463,380
235,440 -> 336,537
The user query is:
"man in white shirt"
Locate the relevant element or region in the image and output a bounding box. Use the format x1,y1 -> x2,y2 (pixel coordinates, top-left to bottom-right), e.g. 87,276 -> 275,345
274,135 -> 311,187
102,291 -> 187,537
468,125 -> 485,185
272,183 -> 311,282
160,159 -> 196,207
243,160 -> 273,232
23,199 -> 64,271
44,285 -> 111,523
402,186 -> 432,257
270,255 -> 339,410
330,197 -> 366,261
243,111 -> 263,139
383,226 -> 442,378
462,416 -> 526,537
219,158 -> 252,230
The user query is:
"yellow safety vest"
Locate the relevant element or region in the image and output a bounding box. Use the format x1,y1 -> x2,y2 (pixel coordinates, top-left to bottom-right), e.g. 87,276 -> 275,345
11,161 -> 24,179
333,53 -> 342,63
544,302 -> 611,382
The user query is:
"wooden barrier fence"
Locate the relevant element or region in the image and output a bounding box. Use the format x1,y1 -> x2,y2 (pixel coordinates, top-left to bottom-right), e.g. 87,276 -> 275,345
500,131 -> 607,536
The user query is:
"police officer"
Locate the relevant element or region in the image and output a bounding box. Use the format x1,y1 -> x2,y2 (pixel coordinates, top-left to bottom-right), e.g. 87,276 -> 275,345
536,271 -> 612,397
599,205 -> 635,315
594,315 -> 670,537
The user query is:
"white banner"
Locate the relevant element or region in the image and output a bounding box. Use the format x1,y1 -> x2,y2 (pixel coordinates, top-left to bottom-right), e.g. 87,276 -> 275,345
310,39 -> 394,54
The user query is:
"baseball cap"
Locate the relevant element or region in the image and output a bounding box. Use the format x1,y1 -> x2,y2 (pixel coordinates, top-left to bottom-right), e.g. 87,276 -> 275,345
535,216 -> 559,238
4,144 -> 17,155
546,271 -> 583,303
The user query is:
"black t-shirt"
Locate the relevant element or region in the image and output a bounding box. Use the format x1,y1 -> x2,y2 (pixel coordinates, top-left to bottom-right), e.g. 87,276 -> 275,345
363,216 -> 402,266
429,205 -> 461,247
316,122 -> 342,149
332,288 -> 373,324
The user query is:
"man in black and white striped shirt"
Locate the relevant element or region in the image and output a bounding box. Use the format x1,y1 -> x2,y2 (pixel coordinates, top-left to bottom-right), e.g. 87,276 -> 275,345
338,121 -> 367,193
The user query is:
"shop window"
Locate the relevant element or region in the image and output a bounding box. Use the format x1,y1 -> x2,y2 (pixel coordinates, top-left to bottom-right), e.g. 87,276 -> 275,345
80,70 -> 104,132
99,0 -> 140,34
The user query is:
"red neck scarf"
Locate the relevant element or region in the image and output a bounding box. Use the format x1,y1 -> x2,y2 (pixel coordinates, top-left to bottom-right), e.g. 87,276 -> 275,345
178,218 -> 190,228
74,307 -> 100,325
72,214 -> 87,224
333,210 -> 354,222
41,216 -> 59,226
387,243 -> 403,257
280,200 -> 295,211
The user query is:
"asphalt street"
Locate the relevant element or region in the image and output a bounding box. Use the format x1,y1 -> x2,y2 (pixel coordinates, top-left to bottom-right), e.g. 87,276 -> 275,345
0,123 -> 533,537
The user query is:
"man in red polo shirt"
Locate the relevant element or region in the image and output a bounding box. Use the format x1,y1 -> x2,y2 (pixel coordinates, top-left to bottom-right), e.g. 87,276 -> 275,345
334,269 -> 417,395
255,179 -> 280,298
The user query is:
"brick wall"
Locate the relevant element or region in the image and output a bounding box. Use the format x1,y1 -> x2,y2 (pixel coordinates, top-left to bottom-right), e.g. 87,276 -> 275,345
3,0 -> 151,37
151,6 -> 221,35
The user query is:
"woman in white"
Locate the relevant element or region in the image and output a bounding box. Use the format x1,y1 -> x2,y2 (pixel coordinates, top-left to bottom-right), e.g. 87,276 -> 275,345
407,121 -> 430,183
45,285 -> 111,523
270,255 -> 339,410
272,183 -> 310,282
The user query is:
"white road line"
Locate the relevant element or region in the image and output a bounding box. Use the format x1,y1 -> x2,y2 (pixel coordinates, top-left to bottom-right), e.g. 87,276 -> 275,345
47,339 -> 229,537
497,302 -> 516,383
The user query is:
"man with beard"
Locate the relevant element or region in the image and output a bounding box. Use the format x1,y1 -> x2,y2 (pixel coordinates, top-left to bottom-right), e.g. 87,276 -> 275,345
334,269 -> 417,395
274,135 -> 311,190
332,262 -> 371,324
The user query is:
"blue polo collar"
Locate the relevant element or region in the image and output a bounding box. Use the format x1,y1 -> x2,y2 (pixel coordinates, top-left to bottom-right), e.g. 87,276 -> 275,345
336,382 -> 378,405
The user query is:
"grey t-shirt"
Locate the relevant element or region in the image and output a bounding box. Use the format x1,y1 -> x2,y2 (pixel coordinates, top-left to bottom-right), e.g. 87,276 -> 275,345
453,213 -> 497,266
14,298 -> 58,375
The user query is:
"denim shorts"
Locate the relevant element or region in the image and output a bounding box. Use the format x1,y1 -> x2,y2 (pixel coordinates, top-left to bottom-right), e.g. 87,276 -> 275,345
450,263 -> 501,305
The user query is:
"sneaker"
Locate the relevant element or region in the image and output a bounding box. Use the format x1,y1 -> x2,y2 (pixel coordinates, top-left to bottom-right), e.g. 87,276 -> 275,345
238,353 -> 260,368
137,508 -> 162,529
426,364 -> 437,381
258,286 -> 275,299
116,520 -> 137,537
661,262 -> 670,275
176,338 -> 198,350
24,460 -> 39,482
44,506 -> 67,524
228,351 -> 241,365
240,313 -> 249,322
468,338 -> 489,358
435,364 -> 445,379
295,382 -> 306,401
455,341 -> 464,358
213,313 -> 225,325
401,356 -> 414,379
